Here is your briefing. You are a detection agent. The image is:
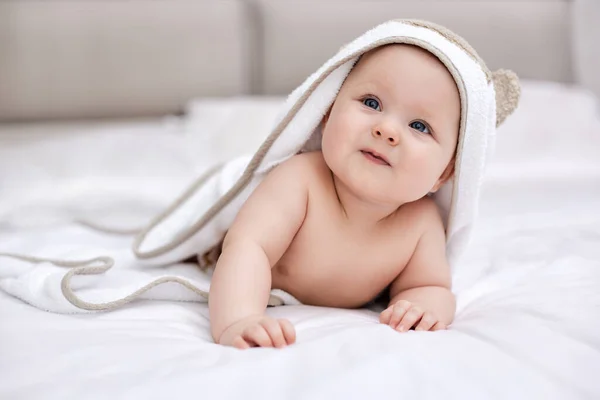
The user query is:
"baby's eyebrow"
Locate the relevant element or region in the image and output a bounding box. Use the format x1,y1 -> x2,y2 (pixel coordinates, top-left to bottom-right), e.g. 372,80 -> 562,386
353,81 -> 382,94
410,105 -> 437,121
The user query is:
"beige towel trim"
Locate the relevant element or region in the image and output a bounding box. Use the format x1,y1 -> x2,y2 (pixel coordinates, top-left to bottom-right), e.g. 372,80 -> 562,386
401,19 -> 492,82
133,163 -> 224,258
75,219 -> 142,236
0,252 -> 285,311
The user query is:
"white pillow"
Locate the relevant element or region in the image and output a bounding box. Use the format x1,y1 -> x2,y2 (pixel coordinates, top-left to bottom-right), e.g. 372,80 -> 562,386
490,80 -> 600,179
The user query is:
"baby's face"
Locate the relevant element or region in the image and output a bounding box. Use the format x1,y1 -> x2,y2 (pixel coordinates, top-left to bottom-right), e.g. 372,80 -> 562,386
321,44 -> 460,207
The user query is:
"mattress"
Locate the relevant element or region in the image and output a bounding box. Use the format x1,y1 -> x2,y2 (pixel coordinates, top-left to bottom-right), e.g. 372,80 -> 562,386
1,81 -> 599,399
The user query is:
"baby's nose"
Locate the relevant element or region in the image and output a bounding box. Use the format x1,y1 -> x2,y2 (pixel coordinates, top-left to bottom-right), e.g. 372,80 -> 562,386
372,128 -> 399,146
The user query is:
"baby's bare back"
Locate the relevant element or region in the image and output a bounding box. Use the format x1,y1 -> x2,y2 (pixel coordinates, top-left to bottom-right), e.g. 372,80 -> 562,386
271,152 -> 424,308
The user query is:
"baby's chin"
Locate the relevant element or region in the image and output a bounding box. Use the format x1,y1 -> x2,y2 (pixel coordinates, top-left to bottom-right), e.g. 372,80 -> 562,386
328,154 -> 420,205
337,173 -> 406,206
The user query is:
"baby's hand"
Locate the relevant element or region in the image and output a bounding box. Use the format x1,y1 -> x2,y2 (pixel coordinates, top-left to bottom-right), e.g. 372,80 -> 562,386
218,315 -> 296,349
379,300 -> 447,332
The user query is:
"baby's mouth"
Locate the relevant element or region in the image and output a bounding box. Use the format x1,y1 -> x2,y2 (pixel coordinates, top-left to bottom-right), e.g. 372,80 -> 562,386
360,150 -> 391,166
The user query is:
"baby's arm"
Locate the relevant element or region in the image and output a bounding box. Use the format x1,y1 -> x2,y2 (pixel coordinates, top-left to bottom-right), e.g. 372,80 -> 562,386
380,199 -> 456,332
209,156 -> 309,348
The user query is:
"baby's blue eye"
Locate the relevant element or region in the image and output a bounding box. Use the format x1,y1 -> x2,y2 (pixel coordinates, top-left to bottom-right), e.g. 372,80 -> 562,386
363,97 -> 380,111
409,121 -> 430,134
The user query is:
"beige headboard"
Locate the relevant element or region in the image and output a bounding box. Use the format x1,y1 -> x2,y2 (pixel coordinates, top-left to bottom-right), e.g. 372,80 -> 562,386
0,0 -> 598,122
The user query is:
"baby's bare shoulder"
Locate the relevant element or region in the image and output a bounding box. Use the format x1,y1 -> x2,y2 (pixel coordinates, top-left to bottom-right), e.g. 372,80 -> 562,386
397,196 -> 445,235
273,151 -> 325,176
275,151 -> 330,187
263,151 -> 321,187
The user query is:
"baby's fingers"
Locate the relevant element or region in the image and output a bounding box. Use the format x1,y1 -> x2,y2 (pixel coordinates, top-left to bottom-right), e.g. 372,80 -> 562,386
414,312 -> 437,331
242,325 -> 273,348
431,322 -> 447,331
232,335 -> 251,349
278,319 -> 296,345
260,319 -> 287,348
379,306 -> 393,325
397,306 -> 424,332
388,300 -> 412,330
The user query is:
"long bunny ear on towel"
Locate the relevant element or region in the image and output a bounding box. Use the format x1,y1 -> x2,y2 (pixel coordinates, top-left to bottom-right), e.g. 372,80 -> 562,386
132,19 -> 521,269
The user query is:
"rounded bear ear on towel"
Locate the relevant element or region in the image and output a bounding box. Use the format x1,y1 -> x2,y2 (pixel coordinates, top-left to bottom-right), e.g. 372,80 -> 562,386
493,69 -> 521,126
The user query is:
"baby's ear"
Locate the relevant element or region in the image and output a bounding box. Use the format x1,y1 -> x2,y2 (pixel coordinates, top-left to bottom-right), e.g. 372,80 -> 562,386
492,69 -> 521,126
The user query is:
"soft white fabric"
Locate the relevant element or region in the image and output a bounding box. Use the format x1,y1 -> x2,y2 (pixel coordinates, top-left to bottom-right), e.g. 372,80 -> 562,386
0,81 -> 599,398
134,20 -> 497,269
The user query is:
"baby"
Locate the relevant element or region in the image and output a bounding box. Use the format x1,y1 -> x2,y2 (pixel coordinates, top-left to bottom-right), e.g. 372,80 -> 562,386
209,43 -> 460,349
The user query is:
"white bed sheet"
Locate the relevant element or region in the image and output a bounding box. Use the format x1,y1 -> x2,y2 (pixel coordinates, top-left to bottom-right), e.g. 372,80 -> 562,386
1,81 -> 600,399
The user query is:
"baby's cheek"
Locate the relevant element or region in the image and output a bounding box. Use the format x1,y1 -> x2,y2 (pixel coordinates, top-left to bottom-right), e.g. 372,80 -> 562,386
321,129 -> 345,162
395,162 -> 437,199
320,135 -> 335,163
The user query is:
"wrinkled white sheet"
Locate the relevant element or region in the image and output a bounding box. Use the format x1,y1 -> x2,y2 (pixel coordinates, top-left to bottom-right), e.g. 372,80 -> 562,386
1,82 -> 600,399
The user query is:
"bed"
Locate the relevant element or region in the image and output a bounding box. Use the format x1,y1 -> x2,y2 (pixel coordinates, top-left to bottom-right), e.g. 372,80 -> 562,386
1,1 -> 600,399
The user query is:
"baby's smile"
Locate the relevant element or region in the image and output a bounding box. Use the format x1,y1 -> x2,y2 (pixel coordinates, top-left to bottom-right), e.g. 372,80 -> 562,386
360,149 -> 391,166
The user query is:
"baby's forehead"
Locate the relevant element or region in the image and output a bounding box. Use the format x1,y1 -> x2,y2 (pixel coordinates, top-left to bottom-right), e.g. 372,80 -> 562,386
353,44 -> 449,76
348,45 -> 459,98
